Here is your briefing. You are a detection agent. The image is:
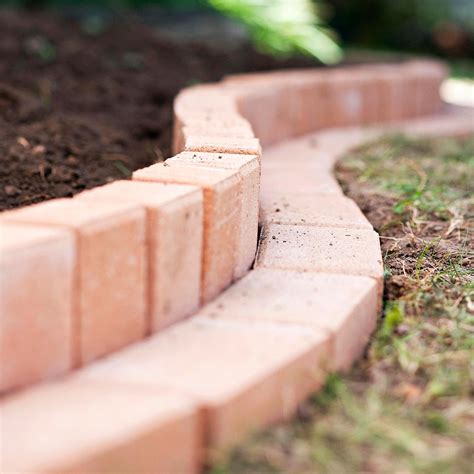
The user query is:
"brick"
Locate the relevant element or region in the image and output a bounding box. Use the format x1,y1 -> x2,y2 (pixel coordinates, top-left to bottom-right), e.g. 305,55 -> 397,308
173,85 -> 240,155
174,84 -> 237,115
312,126 -> 376,159
325,69 -> 381,126
4,199 -> 147,366
1,379 -> 201,473
200,268 -> 379,371
77,180 -> 203,332
168,152 -> 260,278
183,124 -> 254,139
182,134 -> 261,157
226,84 -> 293,146
77,317 -> 330,450
260,161 -> 343,196
406,60 -> 447,116
180,114 -> 253,130
396,107 -> 474,138
292,73 -> 331,134
133,163 -> 240,302
376,67 -> 417,121
260,193 -> 372,229
173,113 -> 254,155
0,222 -> 74,393
263,135 -> 336,170
256,223 -> 383,285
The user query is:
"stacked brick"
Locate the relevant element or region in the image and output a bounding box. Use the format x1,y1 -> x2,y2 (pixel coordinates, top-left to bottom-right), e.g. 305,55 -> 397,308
2,59 -> 467,473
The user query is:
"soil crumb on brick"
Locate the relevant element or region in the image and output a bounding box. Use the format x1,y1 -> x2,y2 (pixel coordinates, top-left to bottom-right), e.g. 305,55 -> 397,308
0,10 -> 315,211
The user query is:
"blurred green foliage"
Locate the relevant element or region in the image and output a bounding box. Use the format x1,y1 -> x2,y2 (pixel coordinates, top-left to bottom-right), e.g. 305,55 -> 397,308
207,0 -> 342,64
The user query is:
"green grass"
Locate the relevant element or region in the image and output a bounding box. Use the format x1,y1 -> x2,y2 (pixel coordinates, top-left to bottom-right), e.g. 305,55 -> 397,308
212,135 -> 474,473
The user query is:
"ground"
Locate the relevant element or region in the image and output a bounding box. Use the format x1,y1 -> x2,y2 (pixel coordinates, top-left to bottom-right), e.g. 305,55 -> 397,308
213,135 -> 474,473
0,10 -> 314,211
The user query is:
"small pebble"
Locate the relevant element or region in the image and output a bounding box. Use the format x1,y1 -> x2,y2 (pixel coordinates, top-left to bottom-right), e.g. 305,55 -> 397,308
4,185 -> 20,196
32,145 -> 46,154
66,155 -> 79,166
17,137 -> 29,148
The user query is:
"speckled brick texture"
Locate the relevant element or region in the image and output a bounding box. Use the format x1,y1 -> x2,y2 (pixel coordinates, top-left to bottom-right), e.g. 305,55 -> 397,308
77,180 -> 204,332
133,162 -> 241,302
1,379 -> 202,473
3,199 -> 147,366
0,222 -> 75,393
76,317 -> 330,450
256,224 -> 383,284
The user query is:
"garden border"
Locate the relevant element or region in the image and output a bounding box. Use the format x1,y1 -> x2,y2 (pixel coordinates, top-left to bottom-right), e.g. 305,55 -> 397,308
2,59 -> 473,472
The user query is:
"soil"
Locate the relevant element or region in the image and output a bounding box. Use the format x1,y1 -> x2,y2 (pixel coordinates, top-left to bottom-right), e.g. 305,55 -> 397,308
0,10 -> 315,211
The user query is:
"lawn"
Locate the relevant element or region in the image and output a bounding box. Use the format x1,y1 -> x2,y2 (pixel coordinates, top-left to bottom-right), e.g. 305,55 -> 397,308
213,134 -> 474,473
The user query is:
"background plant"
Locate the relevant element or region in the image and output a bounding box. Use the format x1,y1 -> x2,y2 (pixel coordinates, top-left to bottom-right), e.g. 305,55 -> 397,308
207,0 -> 342,64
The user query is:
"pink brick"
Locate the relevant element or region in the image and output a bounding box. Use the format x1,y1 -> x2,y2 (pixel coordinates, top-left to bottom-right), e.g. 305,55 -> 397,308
312,126 -> 376,159
260,161 -> 343,196
77,180 -> 203,332
263,135 -> 337,170
292,73 -> 331,134
173,85 -> 240,154
200,268 -> 379,371
4,199 -> 147,366
0,222 -> 74,393
77,317 -> 330,450
256,223 -> 383,286
1,379 -> 201,473
183,120 -> 254,138
174,84 -> 237,114
260,193 -> 372,229
376,67 -> 417,121
406,60 -> 447,116
396,107 -> 474,138
173,113 -> 255,155
225,83 -> 294,145
325,69 -> 381,126
183,134 -> 261,156
168,152 -> 260,278
133,163 -> 240,302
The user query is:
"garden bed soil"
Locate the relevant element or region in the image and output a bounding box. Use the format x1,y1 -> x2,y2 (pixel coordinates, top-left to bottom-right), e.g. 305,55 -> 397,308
0,10 -> 314,211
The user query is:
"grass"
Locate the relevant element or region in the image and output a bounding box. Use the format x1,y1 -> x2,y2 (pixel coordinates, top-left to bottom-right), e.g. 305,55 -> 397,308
211,135 -> 474,473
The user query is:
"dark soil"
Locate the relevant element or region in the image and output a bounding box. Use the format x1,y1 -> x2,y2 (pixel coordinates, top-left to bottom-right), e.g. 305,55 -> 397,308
0,10 -> 315,211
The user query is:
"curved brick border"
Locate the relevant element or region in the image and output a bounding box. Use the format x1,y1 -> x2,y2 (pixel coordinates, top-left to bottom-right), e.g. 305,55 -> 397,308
2,59 -> 474,472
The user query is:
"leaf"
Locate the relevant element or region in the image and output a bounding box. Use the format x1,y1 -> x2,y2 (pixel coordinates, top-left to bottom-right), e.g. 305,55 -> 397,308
207,0 -> 343,64
382,301 -> 405,337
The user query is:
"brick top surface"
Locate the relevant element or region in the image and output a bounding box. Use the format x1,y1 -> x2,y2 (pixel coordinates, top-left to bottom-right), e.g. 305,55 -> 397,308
1,379 -> 197,472
0,221 -> 71,253
3,198 -> 143,229
133,162 -> 240,189
78,180 -> 202,208
200,268 -> 376,332
77,317 -> 329,404
170,151 -> 259,169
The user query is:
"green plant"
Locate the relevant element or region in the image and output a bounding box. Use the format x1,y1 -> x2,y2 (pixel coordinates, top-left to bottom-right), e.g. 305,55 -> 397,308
207,0 -> 343,64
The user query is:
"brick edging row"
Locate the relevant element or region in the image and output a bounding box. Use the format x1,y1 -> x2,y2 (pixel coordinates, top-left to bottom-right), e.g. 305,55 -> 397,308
2,59 -> 473,473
